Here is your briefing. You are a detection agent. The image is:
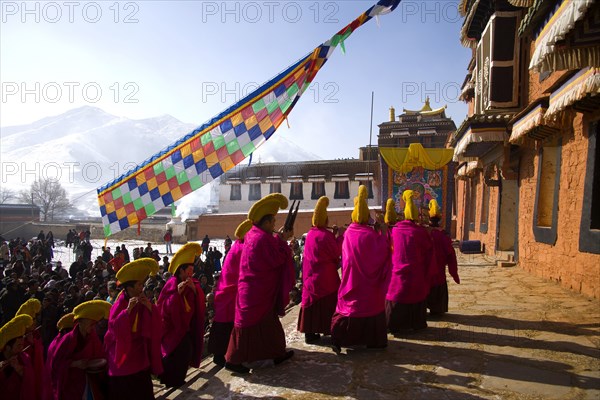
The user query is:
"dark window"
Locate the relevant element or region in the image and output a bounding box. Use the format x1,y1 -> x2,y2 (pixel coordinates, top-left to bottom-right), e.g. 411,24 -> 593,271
469,176 -> 478,232
248,183 -> 261,201
533,136 -> 561,244
480,182 -> 490,233
269,183 -> 281,194
579,120 -> 600,253
290,182 -> 303,200
230,185 -> 241,201
334,181 -> 350,199
359,181 -> 374,199
311,182 -> 325,200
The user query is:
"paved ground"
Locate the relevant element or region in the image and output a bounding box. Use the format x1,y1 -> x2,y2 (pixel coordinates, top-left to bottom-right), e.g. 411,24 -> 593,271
154,253 -> 600,399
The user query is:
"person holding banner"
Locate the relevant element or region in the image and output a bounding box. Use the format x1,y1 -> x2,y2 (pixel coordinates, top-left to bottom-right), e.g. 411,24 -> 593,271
225,194 -> 296,374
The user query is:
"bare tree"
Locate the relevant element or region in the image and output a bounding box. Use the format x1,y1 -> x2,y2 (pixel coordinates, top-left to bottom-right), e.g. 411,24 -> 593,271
19,178 -> 71,221
0,188 -> 15,204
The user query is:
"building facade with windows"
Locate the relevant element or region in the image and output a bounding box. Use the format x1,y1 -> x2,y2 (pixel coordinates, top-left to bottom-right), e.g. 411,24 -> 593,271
217,150 -> 380,215
454,0 -> 600,298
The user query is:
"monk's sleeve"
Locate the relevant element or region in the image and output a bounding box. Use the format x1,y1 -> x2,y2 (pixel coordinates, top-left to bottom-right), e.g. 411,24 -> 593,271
150,304 -> 164,376
111,307 -> 133,367
191,282 -> 206,368
445,236 -> 459,283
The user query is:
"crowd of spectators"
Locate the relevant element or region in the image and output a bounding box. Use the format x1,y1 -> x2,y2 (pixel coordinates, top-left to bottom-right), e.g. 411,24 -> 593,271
0,230 -> 304,363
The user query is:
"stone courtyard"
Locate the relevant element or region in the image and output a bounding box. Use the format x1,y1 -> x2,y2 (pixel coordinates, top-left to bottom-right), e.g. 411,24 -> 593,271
154,253 -> 600,399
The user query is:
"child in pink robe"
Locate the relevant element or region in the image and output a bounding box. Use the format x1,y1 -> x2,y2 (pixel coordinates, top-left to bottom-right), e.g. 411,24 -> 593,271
104,258 -> 162,400
427,215 -> 460,314
208,236 -> 244,366
156,242 -> 205,388
0,315 -> 36,400
47,301 -> 110,400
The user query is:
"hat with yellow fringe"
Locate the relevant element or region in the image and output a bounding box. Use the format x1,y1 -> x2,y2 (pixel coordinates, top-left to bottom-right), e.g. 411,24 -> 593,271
248,193 -> 288,224
116,258 -> 159,284
56,313 -> 75,331
312,196 -> 329,228
384,198 -> 398,225
402,190 -> 418,221
0,315 -> 33,350
169,242 -> 202,275
235,219 -> 253,240
73,300 -> 112,322
16,298 -> 41,318
429,199 -> 442,218
351,185 -> 370,224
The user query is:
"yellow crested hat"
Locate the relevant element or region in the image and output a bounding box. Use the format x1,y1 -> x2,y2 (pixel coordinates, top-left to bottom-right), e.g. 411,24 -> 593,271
0,315 -> 33,350
248,193 -> 288,224
429,199 -> 442,218
16,298 -> 41,318
73,300 -> 112,322
57,313 -> 75,331
116,258 -> 159,284
312,196 -> 329,228
402,190 -> 418,221
235,219 -> 253,240
351,185 -> 370,224
169,242 -> 202,275
384,198 -> 398,225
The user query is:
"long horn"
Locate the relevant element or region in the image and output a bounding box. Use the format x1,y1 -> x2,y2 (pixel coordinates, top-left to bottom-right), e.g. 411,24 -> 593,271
290,200 -> 300,228
284,200 -> 297,231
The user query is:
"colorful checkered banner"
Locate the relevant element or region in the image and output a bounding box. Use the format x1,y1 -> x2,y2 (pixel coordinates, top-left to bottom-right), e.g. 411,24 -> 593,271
97,0 -> 401,236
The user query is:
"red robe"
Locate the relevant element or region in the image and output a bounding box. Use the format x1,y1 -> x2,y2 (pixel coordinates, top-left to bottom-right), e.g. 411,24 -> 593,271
46,325 -> 106,400
386,220 -> 433,304
336,223 -> 391,317
235,226 -> 295,328
0,351 -> 35,400
301,227 -> 341,308
213,240 -> 243,323
156,277 -> 205,368
429,229 -> 459,286
23,329 -> 47,400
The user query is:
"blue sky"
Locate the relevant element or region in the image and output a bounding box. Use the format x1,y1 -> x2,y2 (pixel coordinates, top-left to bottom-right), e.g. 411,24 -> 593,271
1,0 -> 471,159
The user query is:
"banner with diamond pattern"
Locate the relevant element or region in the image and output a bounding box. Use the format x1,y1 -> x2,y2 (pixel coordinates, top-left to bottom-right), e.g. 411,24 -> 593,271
97,0 -> 401,236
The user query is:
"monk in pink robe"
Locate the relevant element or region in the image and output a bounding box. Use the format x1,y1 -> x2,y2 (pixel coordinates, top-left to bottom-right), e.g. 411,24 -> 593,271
427,215 -> 460,315
330,186 -> 391,352
0,315 -> 36,400
156,243 -> 205,388
47,301 -> 110,400
298,196 -> 343,344
386,190 -> 433,332
104,259 -> 162,400
225,194 -> 295,374
208,220 -> 250,367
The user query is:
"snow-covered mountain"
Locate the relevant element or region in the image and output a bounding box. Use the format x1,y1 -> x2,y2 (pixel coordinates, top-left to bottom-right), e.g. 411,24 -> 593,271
0,106 -> 321,218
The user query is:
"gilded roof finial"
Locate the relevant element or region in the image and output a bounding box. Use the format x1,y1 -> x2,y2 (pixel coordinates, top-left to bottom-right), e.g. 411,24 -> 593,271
420,97 -> 432,112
